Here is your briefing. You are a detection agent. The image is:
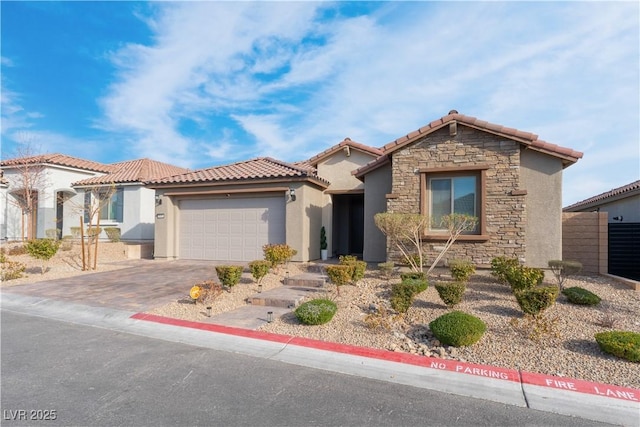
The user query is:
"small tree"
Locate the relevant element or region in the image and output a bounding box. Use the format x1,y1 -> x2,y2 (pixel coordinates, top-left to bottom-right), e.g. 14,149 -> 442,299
374,213 -> 429,272
25,239 -> 61,274
427,213 -> 478,275
548,260 -> 582,290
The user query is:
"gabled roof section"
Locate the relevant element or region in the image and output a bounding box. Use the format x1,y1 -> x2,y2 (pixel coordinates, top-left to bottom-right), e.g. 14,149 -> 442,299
305,138 -> 383,166
73,158 -> 190,186
1,153 -> 113,173
146,157 -> 330,187
563,180 -> 640,211
354,111 -> 584,178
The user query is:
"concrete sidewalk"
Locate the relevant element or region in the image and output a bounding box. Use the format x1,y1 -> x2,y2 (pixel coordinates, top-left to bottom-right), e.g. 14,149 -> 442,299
2,293 -> 638,426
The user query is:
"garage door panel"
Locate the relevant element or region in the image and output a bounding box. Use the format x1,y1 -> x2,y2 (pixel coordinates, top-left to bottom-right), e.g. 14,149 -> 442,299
179,197 -> 285,261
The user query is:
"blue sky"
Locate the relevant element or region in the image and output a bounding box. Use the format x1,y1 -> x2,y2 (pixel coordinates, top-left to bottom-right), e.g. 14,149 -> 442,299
1,1 -> 638,206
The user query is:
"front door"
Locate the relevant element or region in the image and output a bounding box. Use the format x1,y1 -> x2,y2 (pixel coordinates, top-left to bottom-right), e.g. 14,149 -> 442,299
332,193 -> 364,258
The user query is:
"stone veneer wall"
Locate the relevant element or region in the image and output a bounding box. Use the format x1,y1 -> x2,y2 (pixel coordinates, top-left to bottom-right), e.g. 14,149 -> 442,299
387,125 -> 527,267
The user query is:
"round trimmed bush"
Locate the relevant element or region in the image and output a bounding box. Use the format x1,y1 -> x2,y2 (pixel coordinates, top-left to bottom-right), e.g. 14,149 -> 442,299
295,299 -> 338,325
514,286 -> 559,315
429,311 -> 486,347
506,266 -> 545,292
402,277 -> 428,294
215,265 -> 243,288
449,260 -> 475,283
595,331 -> 640,362
562,286 -> 601,305
390,281 -> 416,313
434,281 -> 466,308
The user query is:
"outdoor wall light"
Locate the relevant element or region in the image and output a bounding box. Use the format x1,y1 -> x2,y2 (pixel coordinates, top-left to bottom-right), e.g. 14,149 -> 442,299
613,216 -> 623,221
258,284 -> 263,293
288,187 -> 296,201
155,195 -> 162,206
267,311 -> 274,323
206,306 -> 212,317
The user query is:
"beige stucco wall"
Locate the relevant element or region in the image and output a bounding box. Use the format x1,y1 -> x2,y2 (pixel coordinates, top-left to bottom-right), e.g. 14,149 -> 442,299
520,148 -> 564,267
152,181 -> 325,262
362,163 -> 392,262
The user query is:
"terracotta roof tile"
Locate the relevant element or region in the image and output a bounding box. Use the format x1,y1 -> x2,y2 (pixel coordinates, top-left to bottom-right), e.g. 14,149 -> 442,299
147,157 -> 329,186
564,180 -> 640,211
1,153 -> 113,173
304,138 -> 383,166
73,159 -> 190,186
356,111 -> 584,178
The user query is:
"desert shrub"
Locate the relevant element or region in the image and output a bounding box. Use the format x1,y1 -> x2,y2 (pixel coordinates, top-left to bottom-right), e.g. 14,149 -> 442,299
339,255 -> 366,283
510,313 -> 560,342
364,305 -> 400,332
45,228 -> 60,240
104,227 -> 121,243
514,286 -> 559,316
400,271 -> 426,282
401,277 -> 428,294
70,227 -> 81,238
263,243 -> 297,268
86,226 -> 102,238
429,311 -> 486,347
295,299 -> 337,325
0,253 -> 26,281
325,265 -> 352,295
195,280 -> 224,304
595,331 -> 640,362
215,265 -> 243,288
548,260 -> 582,290
506,265 -> 545,292
434,281 -> 467,308
8,245 -> 27,256
449,260 -> 475,283
25,239 -> 61,274
377,261 -> 395,279
248,260 -> 271,284
490,256 -> 519,283
60,236 -> 74,251
562,286 -> 601,306
390,281 -> 418,314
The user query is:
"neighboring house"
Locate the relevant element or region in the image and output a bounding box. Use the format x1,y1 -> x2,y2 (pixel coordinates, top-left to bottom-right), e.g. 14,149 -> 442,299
0,173 -> 8,240
563,180 -> 640,222
147,138 -> 382,262
0,154 -> 188,242
354,111 -> 583,268
564,180 -> 640,281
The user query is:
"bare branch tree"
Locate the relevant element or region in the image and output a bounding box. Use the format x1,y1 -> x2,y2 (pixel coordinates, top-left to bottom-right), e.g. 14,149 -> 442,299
374,213 -> 430,272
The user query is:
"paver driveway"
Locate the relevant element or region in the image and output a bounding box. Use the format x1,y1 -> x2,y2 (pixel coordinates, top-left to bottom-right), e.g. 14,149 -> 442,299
1,260 -> 218,311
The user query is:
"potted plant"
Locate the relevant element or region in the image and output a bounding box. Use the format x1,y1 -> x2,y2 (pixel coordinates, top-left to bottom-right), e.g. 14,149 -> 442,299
320,226 -> 328,260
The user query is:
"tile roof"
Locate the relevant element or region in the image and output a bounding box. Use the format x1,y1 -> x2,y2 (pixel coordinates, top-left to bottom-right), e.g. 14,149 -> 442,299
305,137 -> 383,166
355,111 -> 584,178
1,153 -> 114,173
563,180 -> 640,211
146,157 -> 329,186
73,158 -> 190,186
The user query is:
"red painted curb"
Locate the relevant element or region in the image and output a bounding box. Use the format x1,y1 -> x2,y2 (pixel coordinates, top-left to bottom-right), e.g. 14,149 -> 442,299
131,313 -> 640,401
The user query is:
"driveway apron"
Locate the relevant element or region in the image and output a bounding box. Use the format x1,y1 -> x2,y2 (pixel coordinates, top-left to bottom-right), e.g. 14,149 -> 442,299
1,260 -> 217,311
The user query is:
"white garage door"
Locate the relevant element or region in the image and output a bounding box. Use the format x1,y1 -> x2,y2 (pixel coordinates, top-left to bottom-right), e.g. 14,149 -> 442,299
179,197 -> 285,261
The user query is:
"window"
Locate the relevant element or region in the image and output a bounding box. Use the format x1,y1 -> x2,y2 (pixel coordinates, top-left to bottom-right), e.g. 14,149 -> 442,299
421,166 -> 488,239
84,188 -> 123,223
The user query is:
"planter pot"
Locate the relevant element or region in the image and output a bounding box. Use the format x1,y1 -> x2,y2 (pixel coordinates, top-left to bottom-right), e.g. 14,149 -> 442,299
320,249 -> 328,261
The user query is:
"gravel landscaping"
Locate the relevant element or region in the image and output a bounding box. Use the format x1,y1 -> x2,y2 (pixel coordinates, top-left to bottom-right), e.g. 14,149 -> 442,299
3,243 -> 639,389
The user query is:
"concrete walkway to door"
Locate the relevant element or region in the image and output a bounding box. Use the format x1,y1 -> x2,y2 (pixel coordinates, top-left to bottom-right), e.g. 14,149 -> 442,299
1,260 -> 218,312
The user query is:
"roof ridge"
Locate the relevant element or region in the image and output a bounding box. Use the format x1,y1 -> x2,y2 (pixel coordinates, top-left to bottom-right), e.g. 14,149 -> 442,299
564,179 -> 640,210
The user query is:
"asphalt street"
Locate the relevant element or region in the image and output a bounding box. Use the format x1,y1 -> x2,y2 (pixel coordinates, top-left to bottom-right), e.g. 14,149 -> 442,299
1,310 -> 613,427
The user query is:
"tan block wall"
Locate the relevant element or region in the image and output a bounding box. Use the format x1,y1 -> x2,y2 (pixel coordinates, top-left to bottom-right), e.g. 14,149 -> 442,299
387,125 -> 527,267
562,212 -> 608,274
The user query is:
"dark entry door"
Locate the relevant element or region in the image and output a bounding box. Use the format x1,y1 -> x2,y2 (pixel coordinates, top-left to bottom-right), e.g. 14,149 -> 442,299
608,223 -> 640,281
332,194 -> 364,258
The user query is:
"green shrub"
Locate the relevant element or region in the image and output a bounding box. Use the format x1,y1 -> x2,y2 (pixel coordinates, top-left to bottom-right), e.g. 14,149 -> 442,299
561,286 -> 601,306
490,256 -> 519,283
339,256 -> 366,282
506,265 -> 545,292
0,253 -> 26,281
400,271 -> 426,282
25,239 -> 61,274
104,227 -> 121,242
295,299 -> 338,325
434,281 -> 467,308
215,265 -> 244,288
390,281 -> 417,314
248,260 -> 271,284
449,260 -> 475,283
263,243 -> 297,268
401,277 -> 428,294
325,265 -> 352,295
429,311 -> 486,347
595,331 -> 640,362
548,260 -> 583,290
7,245 -> 27,256
320,226 -> 328,250
377,261 -> 395,279
514,286 -> 559,316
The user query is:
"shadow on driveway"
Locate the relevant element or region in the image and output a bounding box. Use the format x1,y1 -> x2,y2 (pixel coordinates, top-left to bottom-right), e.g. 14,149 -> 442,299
1,260 -> 218,312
